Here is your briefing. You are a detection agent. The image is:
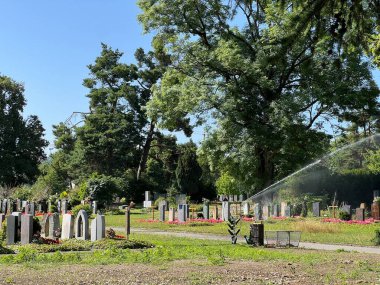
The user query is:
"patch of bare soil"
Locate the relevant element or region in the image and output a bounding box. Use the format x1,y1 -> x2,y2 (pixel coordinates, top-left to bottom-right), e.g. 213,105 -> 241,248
0,254 -> 379,285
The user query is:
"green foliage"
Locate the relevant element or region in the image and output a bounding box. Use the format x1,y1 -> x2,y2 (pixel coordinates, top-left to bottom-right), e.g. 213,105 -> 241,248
71,204 -> 92,218
175,142 -> 202,196
49,204 -> 57,213
10,185 -> 33,201
373,229 -> 380,246
215,172 -> 239,195
0,75 -> 48,186
85,174 -> 126,206
339,211 -> 351,221
0,244 -> 14,255
0,223 -> 6,244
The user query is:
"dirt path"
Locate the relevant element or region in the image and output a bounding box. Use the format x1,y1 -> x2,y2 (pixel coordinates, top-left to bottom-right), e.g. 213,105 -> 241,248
116,227 -> 380,254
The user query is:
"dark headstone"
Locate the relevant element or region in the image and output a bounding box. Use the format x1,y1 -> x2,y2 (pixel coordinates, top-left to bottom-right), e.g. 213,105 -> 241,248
159,204 -> 166,222
355,208 -> 365,221
312,202 -> 320,217
0,214 -> 5,230
21,214 -> 33,244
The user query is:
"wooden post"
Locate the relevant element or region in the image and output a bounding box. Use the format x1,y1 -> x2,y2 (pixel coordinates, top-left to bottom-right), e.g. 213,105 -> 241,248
125,202 -> 135,240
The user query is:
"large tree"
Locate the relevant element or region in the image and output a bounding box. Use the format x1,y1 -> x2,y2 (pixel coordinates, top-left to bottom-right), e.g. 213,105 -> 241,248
0,75 -> 48,186
138,0 -> 380,192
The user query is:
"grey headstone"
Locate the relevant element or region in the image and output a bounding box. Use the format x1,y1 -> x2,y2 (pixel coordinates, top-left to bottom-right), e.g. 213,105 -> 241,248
61,199 -> 68,214
75,209 -> 89,240
0,214 -> 5,230
91,214 -> 105,241
6,215 -> 18,245
178,204 -> 187,222
159,204 -> 166,222
144,191 -> 152,201
30,202 -> 35,216
233,195 -> 238,202
228,195 -> 234,202
312,202 -> 320,217
16,199 -> 21,212
92,201 -> 98,215
243,202 -> 250,215
41,214 -> 49,237
203,204 -> 209,219
24,203 -> 30,215
169,208 -> 175,222
222,201 -> 230,221
341,205 -> 351,214
49,213 -> 60,238
239,194 -> 245,202
2,199 -> 7,213
355,208 -> 365,221
284,206 -> 292,217
61,214 -> 74,239
21,214 -> 33,244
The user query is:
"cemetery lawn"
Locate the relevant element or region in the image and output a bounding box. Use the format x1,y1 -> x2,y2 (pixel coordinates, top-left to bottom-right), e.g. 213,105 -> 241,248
0,234 -> 379,284
105,209 -> 380,246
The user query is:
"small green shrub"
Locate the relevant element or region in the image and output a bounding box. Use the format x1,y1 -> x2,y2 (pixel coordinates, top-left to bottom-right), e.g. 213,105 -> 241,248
0,223 -> 7,244
49,204 -> 58,213
339,211 -> 351,221
105,209 -> 124,215
373,229 -> 380,246
71,204 -> 92,218
0,244 -> 14,255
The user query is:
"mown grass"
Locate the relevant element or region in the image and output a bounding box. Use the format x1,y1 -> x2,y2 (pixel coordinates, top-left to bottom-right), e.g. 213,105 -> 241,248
1,233 -> 378,268
105,209 -> 380,246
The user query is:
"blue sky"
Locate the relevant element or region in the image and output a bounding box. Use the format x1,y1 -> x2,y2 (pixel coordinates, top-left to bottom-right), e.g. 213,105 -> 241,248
0,0 -> 203,150
0,1 -> 379,151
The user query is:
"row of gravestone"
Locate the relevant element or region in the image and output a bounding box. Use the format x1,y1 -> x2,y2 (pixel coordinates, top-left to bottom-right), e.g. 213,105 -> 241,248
0,210 -> 105,245
0,198 -> 99,216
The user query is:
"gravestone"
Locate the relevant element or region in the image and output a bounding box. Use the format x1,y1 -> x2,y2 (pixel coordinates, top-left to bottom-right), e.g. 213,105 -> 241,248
355,208 -> 365,221
168,208 -> 175,222
228,195 -> 234,202
273,204 -> 279,217
75,210 -> 89,240
212,205 -> 219,219
178,204 -> 187,222
341,205 -> 351,214
61,214 -> 74,239
284,206 -> 292,217
21,214 -> 33,244
143,201 -> 152,208
12,212 -> 22,228
7,199 -> 13,214
30,202 -> 35,216
61,199 -> 68,214
57,200 -> 61,214
262,205 -> 269,220
243,202 -> 250,216
49,213 -> 60,238
91,214 -> 105,241
222,201 -> 230,221
145,191 -> 152,201
233,195 -> 238,202
159,204 -> 166,222
92,201 -> 98,215
371,202 -> 379,220
239,194 -> 245,202
41,214 -> 49,237
16,199 -> 21,212
0,214 -> 5,230
280,202 -> 288,217
22,200 -> 27,210
6,215 -> 18,245
2,199 -> 7,214
203,203 -> 210,219
312,202 -> 320,217
24,203 -> 30,215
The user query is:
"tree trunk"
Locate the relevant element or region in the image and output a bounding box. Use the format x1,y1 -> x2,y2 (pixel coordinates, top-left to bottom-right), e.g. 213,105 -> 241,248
137,121 -> 155,180
256,147 -> 275,188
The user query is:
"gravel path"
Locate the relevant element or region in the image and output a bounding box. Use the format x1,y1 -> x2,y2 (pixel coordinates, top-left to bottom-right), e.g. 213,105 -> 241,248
113,227 -> 380,254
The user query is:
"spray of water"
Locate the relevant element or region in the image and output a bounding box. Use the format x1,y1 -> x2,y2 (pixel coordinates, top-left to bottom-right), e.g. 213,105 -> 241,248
246,134 -> 380,204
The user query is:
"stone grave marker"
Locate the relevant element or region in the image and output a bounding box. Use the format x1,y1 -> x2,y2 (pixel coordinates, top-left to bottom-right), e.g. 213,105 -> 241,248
1,199 -> 7,214
75,210 -> 89,240
178,204 -> 187,222
49,213 -> 60,238
203,203 -> 209,219
12,212 -> 22,228
273,204 -> 279,217
262,205 -> 269,220
212,205 -> 219,219
355,208 -> 365,221
222,201 -> 230,221
21,214 -> 33,244
239,194 -> 245,202
284,205 -> 292,217
61,214 -> 74,239
159,203 -> 166,222
341,205 -> 351,214
16,199 -> 21,212
0,214 -> 5,230
243,202 -> 250,216
312,202 -> 320,217
169,208 -> 175,222
233,195 -> 238,202
30,202 -> 35,216
92,201 -> 98,215
6,215 -> 18,245
41,214 -> 49,237
91,214 -> 105,241
61,199 -> 68,214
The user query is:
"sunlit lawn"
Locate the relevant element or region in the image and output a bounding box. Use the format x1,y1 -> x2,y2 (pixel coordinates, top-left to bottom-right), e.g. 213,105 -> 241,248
105,208 -> 380,246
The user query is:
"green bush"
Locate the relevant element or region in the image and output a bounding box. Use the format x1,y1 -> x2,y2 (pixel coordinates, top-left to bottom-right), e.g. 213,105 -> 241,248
339,211 -> 351,221
105,209 -> 124,215
49,204 -> 58,213
373,229 -> 380,246
71,204 -> 92,218
0,223 -> 7,245
0,244 -> 14,254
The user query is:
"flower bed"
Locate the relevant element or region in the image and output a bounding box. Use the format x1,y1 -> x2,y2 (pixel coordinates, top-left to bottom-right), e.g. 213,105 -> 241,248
322,218 -> 378,224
